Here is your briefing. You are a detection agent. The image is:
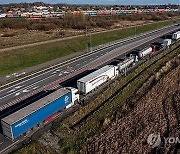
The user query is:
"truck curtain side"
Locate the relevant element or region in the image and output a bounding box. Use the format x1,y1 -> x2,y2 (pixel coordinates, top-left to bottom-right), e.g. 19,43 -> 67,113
1,89 -> 72,140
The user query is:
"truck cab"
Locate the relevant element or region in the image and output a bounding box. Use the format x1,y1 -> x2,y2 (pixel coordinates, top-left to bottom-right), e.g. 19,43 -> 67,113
66,87 -> 79,109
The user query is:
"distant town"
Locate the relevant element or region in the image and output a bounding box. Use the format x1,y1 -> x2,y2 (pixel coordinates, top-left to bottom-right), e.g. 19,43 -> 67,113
0,2 -> 179,18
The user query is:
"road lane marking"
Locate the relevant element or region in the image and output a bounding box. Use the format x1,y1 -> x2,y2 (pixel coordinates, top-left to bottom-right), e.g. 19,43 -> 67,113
0,74 -> 56,100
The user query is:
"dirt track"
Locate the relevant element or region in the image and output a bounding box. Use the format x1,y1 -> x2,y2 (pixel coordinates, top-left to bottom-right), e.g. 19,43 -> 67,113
87,66 -> 180,154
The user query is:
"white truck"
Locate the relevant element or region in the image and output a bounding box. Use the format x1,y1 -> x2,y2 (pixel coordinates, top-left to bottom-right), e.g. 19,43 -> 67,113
117,55 -> 136,72
0,14 -> 6,18
172,31 -> 180,40
77,65 -> 118,94
138,46 -> 153,59
163,39 -> 172,47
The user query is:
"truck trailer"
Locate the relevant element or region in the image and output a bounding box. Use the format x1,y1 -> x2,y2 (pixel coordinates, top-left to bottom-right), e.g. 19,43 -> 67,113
163,39 -> 172,47
117,55 -> 137,72
1,87 -> 79,140
172,31 -> 180,40
77,65 -> 118,94
138,46 -> 153,58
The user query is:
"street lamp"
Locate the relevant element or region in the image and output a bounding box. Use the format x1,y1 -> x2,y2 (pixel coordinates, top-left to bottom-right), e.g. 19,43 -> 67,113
86,25 -> 92,52
134,25 -> 137,37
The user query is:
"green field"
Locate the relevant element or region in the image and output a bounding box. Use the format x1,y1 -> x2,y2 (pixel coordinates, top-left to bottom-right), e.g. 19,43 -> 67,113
0,19 -> 179,76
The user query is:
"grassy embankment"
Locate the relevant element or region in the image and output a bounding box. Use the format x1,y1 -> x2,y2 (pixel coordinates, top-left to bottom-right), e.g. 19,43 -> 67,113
0,19 -> 179,77
15,40 -> 180,154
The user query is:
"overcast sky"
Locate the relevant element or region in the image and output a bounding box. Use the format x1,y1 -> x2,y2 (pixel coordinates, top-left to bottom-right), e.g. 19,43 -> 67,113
1,0 -> 180,5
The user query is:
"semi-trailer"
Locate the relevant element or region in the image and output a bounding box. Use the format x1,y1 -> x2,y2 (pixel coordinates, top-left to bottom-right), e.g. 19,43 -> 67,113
163,39 -> 172,47
138,46 -> 153,58
117,55 -> 136,72
77,65 -> 118,94
172,31 -> 180,40
1,87 -> 79,140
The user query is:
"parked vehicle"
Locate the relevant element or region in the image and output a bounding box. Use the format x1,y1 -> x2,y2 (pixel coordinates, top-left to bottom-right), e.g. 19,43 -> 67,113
163,39 -> 172,47
0,14 -> 7,18
117,55 -> 137,72
77,65 -> 118,94
137,46 -> 153,59
1,87 -> 79,140
172,31 -> 180,40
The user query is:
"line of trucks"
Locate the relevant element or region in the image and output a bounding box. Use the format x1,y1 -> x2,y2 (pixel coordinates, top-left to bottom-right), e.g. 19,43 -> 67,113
1,31 -> 180,141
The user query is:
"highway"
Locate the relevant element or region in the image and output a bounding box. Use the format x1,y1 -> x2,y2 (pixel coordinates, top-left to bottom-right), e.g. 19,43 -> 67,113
0,25 -> 179,111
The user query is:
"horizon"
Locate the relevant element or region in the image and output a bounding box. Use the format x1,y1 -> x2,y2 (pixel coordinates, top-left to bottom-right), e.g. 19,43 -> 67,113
0,0 -> 180,5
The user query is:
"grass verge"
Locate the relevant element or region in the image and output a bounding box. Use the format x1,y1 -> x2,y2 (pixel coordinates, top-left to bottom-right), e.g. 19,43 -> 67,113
0,19 -> 179,77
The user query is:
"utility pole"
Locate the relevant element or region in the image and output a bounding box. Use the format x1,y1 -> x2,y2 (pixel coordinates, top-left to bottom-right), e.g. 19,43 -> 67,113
85,25 -> 88,36
134,25 -> 137,37
89,32 -> 92,52
156,19 -> 158,30
124,52 -> 127,76
86,25 -> 92,52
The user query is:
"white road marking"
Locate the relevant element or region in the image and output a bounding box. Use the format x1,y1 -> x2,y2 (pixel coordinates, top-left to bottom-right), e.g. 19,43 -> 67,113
9,86 -> 23,92
6,75 -> 11,78
0,68 -> 59,93
12,73 -> 18,76
22,89 -> 30,93
15,92 -> 20,96
15,74 -> 21,77
33,86 -> 39,90
52,69 -> 62,74
15,86 -> 22,89
0,74 -> 55,100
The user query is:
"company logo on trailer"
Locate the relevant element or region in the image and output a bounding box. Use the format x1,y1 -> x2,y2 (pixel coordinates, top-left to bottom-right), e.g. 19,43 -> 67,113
89,75 -> 108,86
15,119 -> 29,128
65,96 -> 69,104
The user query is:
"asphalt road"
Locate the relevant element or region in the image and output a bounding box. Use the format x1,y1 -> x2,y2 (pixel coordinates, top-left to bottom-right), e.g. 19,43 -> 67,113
0,25 -> 179,111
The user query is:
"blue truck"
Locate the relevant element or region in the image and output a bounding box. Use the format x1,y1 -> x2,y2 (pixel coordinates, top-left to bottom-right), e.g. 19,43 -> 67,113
1,87 -> 79,140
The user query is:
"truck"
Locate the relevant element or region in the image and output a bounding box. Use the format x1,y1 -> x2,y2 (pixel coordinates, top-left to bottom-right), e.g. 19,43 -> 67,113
0,14 -> 6,18
163,39 -> 172,47
1,87 -> 79,140
77,65 -> 118,94
117,55 -> 137,72
138,46 -> 153,59
172,31 -> 180,40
